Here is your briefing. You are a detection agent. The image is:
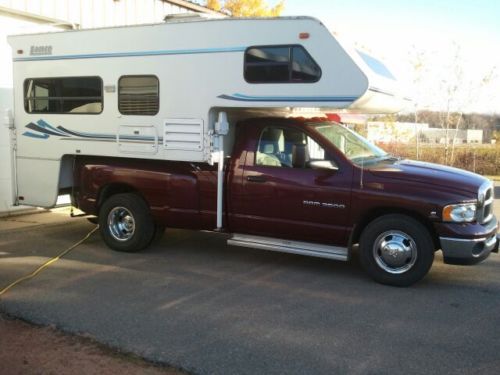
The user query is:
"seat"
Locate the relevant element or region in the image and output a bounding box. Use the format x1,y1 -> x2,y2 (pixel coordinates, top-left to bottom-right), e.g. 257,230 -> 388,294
256,143 -> 281,166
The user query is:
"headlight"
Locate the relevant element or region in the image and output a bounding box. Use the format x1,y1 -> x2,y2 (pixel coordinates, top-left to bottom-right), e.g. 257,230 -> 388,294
442,203 -> 477,223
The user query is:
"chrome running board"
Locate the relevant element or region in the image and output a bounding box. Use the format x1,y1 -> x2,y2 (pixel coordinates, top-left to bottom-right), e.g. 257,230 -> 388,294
228,233 -> 348,261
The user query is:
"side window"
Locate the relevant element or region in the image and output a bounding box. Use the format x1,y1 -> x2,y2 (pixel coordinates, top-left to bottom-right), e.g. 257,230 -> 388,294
307,137 -> 325,160
256,127 -> 329,168
24,77 -> 102,114
291,47 -> 322,82
118,75 -> 159,115
245,45 -> 321,83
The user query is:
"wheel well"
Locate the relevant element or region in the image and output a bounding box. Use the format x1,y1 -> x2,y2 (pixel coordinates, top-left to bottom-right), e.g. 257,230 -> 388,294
350,208 -> 440,251
96,183 -> 145,212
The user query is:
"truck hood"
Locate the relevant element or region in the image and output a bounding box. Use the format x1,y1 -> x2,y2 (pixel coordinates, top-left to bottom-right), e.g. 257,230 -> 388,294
368,159 -> 486,195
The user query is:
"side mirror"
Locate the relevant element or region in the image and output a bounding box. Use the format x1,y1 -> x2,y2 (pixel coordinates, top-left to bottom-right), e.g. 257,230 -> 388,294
292,144 -> 308,168
309,160 -> 338,171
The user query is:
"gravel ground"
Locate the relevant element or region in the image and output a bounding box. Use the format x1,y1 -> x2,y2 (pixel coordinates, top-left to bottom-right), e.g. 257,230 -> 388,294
0,313 -> 184,375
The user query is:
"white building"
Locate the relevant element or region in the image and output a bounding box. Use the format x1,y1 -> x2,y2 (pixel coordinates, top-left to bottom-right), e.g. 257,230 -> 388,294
421,128 -> 483,144
366,121 -> 483,145
0,0 -> 218,214
367,121 -> 429,144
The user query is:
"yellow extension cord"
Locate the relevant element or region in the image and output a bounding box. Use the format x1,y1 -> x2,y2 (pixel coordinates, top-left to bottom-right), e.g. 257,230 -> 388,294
0,225 -> 99,298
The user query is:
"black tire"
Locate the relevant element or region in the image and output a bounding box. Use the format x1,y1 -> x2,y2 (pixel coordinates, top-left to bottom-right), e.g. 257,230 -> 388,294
98,193 -> 155,252
152,224 -> 166,243
359,214 -> 434,287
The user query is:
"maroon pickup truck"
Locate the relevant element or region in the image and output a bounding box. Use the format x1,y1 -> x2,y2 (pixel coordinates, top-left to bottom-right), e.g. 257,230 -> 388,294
73,117 -> 499,286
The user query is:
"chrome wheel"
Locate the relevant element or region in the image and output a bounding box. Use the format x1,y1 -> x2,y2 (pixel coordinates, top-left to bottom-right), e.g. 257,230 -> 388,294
372,230 -> 417,274
108,206 -> 136,241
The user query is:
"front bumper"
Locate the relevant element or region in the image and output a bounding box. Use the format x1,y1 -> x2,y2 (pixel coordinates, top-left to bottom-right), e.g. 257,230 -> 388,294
440,233 -> 499,265
438,216 -> 499,265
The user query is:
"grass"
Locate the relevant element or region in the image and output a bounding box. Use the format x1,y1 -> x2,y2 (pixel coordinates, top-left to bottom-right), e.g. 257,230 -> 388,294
377,143 -> 500,177
485,175 -> 500,182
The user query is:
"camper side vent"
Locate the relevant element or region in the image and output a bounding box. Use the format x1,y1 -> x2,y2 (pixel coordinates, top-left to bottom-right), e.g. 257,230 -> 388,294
163,119 -> 204,151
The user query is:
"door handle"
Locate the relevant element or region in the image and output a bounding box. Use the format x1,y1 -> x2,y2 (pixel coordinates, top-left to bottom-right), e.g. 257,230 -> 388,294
247,175 -> 267,183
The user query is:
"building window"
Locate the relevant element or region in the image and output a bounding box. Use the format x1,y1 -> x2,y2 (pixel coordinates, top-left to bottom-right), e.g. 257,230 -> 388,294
24,77 -> 103,114
118,75 -> 159,115
245,45 -> 321,83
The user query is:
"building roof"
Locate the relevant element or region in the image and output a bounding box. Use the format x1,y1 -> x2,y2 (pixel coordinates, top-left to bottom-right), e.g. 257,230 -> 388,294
165,0 -> 223,15
0,0 -> 223,31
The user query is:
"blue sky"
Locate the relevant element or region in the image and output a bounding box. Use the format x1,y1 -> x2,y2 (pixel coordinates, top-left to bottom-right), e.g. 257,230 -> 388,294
283,0 -> 499,38
279,0 -> 500,113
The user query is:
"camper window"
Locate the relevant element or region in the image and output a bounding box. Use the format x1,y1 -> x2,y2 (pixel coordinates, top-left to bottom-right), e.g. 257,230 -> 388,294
118,75 -> 159,116
24,77 -> 103,114
244,45 -> 321,83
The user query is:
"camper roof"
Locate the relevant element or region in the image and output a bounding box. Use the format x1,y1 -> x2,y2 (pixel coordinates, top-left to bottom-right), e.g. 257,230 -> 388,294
9,16 -> 409,113
7,16 -> 321,37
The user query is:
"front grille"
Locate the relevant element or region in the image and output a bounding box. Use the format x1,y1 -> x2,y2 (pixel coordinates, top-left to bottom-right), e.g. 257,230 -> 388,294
478,181 -> 494,224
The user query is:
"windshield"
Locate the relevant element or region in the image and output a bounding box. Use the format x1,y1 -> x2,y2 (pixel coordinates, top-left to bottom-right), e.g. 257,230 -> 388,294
308,122 -> 389,164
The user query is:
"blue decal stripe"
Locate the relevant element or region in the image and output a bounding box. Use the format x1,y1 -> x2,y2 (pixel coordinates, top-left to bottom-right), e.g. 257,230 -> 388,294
26,121 -> 69,137
23,131 -> 49,139
368,87 -> 395,97
14,46 -> 246,62
367,87 -> 412,102
22,120 -> 163,143
57,126 -> 114,139
57,126 -> 157,141
218,93 -> 358,102
37,119 -> 69,136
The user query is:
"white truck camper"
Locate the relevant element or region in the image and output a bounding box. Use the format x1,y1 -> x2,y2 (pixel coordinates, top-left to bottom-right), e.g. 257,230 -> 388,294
7,16 -> 406,222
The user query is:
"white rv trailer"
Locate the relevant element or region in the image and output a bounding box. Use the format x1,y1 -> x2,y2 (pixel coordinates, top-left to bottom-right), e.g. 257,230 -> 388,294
7,16 -> 407,212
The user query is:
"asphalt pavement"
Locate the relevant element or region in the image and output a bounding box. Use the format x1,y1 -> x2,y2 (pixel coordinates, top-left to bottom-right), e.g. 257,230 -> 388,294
0,191 -> 499,375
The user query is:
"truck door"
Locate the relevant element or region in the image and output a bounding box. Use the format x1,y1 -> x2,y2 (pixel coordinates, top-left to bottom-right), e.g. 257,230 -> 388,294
233,124 -> 352,246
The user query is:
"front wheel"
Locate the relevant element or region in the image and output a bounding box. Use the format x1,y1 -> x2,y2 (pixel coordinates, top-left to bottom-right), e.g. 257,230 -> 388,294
98,193 -> 155,252
359,214 -> 435,286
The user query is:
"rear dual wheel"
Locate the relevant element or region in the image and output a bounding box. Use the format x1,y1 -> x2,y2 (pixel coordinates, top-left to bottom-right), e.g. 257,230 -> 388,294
98,193 -> 164,252
359,214 -> 435,287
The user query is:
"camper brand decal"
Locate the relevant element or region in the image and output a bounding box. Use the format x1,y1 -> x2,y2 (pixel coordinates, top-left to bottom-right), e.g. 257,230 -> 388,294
30,45 -> 53,56
22,119 -> 162,143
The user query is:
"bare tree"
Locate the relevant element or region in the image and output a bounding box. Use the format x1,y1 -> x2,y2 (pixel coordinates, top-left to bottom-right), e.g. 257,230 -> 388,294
431,44 -> 497,165
408,46 -> 429,160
